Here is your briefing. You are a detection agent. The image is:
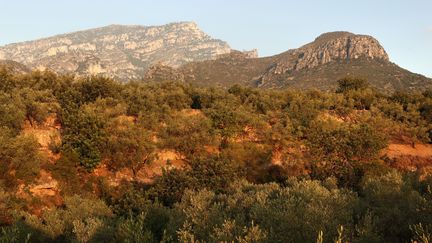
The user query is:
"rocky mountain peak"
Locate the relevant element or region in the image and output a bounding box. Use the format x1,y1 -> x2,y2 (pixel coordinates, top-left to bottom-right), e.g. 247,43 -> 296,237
0,22 -> 231,80
259,31 -> 389,83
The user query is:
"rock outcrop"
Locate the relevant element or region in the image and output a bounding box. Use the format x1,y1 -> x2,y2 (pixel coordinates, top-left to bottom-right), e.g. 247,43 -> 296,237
0,22 -> 231,80
259,31 -> 389,84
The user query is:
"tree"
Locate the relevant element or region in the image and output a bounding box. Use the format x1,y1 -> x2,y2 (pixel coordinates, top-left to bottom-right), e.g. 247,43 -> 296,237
306,119 -> 388,185
78,76 -> 121,104
285,95 -> 321,133
0,92 -> 26,134
419,99 -> 432,123
17,88 -> 59,125
204,101 -> 250,148
105,117 -> 155,176
307,119 -> 387,162
0,68 -> 17,93
61,106 -> 107,170
162,112 -> 214,157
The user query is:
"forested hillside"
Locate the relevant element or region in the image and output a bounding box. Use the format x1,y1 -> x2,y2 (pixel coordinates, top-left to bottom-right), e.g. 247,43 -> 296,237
1,67 -> 432,242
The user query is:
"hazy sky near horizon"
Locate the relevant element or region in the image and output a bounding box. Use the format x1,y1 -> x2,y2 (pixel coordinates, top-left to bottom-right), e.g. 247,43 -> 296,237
1,0 -> 431,77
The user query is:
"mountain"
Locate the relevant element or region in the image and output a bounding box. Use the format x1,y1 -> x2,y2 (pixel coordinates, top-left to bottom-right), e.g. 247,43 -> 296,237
1,26 -> 430,92
0,22 -> 232,80
177,31 -> 432,92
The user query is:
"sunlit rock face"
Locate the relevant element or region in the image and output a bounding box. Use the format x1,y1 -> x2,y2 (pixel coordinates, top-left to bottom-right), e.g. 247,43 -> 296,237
259,31 -> 389,84
0,22 -> 231,80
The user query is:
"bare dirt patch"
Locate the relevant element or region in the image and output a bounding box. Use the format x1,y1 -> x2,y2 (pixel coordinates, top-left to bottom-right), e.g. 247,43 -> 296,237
137,150 -> 186,184
93,150 -> 186,186
386,144 -> 432,159
385,143 -> 432,179
16,170 -> 63,215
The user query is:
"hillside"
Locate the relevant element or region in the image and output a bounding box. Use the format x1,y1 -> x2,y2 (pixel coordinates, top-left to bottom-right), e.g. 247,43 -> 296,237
0,22 -> 232,80
0,68 -> 432,242
177,50 -> 276,87
258,58 -> 432,91
0,60 -> 31,74
176,32 -> 432,92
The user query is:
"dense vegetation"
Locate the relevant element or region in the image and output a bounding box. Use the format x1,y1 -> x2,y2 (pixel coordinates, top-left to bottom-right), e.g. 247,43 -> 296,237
1,68 -> 432,242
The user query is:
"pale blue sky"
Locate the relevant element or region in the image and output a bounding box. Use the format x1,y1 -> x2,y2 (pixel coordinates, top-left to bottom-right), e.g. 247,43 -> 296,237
1,0 -> 431,77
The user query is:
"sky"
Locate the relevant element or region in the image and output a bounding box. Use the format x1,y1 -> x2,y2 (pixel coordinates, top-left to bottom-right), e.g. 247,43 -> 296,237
1,0 -> 431,77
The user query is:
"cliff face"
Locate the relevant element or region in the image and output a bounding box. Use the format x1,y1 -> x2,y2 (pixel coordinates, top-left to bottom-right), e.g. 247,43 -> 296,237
296,32 -> 388,69
0,22 -> 231,80
259,32 -> 389,84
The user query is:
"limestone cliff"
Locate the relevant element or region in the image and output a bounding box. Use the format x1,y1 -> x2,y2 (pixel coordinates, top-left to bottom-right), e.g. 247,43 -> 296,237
0,22 -> 231,80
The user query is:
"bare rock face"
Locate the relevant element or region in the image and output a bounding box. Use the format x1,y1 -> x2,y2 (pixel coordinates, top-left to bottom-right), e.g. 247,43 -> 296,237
259,31 -> 389,84
242,49 -> 259,58
0,22 -> 231,80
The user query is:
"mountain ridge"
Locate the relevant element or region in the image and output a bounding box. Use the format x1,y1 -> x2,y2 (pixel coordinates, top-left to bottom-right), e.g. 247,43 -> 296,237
1,24 -> 431,92
0,22 -> 232,80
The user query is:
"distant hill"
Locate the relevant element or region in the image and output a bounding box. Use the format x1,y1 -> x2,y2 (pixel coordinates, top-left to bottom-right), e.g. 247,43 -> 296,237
0,22 -> 232,80
175,32 -> 432,92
